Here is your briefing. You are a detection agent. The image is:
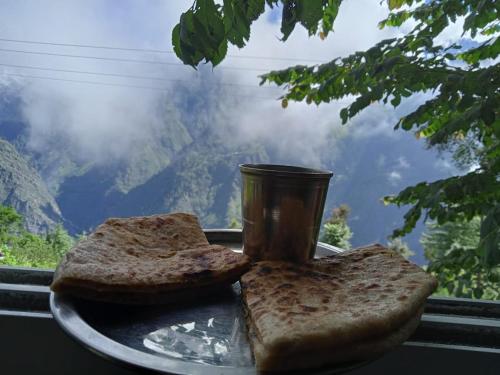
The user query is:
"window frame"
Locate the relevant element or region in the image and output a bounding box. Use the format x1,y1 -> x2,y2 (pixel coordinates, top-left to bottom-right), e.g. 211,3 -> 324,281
1,229 -> 499,370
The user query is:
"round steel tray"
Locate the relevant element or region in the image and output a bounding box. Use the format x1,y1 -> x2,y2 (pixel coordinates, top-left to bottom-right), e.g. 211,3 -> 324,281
50,230 -> 369,374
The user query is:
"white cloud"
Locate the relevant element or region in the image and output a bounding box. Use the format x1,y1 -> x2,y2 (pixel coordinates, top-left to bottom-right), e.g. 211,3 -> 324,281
434,158 -> 458,176
0,0 -> 192,163
388,170 -> 402,185
0,0 -> 405,167
398,156 -> 410,169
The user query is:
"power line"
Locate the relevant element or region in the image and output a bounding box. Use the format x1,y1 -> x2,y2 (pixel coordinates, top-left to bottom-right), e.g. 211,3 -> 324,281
0,37 -> 171,54
0,37 -> 325,63
0,48 -> 271,72
0,62 -> 282,90
4,72 -> 280,100
6,72 -> 172,90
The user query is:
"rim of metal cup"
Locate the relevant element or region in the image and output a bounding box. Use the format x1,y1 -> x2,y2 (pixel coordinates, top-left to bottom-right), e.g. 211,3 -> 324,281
239,164 -> 333,179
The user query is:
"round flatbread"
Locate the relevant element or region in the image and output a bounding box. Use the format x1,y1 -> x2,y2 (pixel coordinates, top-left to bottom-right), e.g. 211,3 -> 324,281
51,213 -> 250,304
240,244 -> 437,371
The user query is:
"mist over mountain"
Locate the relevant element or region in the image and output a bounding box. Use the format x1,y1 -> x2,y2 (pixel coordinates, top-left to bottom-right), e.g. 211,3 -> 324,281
0,82 -> 456,266
0,0 -> 461,265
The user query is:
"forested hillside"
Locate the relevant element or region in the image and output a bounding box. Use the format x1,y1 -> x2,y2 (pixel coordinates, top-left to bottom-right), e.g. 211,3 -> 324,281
0,87 -> 456,264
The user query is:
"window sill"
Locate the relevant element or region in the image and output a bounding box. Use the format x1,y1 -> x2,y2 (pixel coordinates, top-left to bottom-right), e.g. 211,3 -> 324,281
1,264 -> 499,374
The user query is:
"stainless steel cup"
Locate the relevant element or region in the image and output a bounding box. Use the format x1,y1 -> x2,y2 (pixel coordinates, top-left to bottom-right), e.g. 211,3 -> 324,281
240,164 -> 333,263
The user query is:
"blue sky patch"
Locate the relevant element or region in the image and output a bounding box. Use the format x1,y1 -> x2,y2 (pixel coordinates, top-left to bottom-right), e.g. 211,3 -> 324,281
266,4 -> 282,24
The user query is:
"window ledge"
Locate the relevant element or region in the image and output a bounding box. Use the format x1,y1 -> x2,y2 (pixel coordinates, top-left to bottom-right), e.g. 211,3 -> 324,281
2,265 -> 500,351
1,264 -> 499,374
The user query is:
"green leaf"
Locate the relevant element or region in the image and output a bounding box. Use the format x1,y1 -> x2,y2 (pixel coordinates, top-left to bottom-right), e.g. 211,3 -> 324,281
296,0 -> 323,34
246,0 -> 266,20
322,0 -> 341,37
223,0 -> 250,47
222,0 -> 234,33
390,95 -> 401,107
446,282 -> 454,294
212,39 -> 228,66
171,24 -> 182,60
473,287 -> 484,299
481,206 -> 500,267
388,0 -> 406,10
281,0 -> 298,40
340,107 -> 348,124
177,11 -> 204,67
481,105 -> 496,126
173,0 -> 268,67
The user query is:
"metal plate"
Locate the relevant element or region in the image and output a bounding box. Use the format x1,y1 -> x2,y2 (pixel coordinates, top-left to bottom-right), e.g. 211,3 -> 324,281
50,232 -> 369,375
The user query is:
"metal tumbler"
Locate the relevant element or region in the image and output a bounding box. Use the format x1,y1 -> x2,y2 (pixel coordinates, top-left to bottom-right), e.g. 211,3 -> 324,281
240,164 -> 333,263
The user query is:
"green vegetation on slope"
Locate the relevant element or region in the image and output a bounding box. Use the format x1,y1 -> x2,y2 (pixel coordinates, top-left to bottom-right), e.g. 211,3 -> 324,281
148,140 -> 269,227
423,218 -> 500,300
320,204 -> 352,250
0,204 -> 74,269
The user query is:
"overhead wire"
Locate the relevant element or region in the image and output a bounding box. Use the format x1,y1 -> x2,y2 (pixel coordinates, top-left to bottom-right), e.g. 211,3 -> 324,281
0,37 -> 325,63
0,62 -> 283,90
4,72 -> 281,101
0,47 -> 272,72
0,36 -> 296,99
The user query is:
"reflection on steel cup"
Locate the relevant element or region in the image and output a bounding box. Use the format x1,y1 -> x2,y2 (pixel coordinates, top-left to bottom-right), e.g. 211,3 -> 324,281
240,164 -> 333,263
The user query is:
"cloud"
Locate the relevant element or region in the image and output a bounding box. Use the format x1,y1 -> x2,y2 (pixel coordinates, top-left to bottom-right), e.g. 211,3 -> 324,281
225,99 -> 348,166
434,158 -> 459,176
0,0 -> 192,164
398,156 -> 410,169
213,0 -> 403,164
0,0 -> 405,167
388,170 -> 402,185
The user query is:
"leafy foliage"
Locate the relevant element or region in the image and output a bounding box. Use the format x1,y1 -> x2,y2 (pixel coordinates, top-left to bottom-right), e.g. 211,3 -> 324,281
173,0 -> 500,267
172,0 -> 343,67
320,204 -> 352,249
0,204 -> 74,269
0,205 -> 22,243
422,217 -> 500,300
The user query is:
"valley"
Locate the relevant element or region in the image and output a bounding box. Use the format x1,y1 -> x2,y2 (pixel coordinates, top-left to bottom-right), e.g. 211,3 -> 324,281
0,89 -> 456,266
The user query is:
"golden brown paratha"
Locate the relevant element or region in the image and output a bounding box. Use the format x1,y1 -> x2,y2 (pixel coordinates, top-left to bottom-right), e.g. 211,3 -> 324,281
51,213 -> 250,304
240,244 -> 437,371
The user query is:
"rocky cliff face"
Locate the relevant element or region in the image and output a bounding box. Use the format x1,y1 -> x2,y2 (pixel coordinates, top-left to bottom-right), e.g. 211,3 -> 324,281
0,139 -> 63,233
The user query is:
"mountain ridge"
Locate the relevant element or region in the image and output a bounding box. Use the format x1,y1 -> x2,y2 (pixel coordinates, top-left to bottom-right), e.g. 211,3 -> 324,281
0,138 -> 63,232
0,87 -> 457,265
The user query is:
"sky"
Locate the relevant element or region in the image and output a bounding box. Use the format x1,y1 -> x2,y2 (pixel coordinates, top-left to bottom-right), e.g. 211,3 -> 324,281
0,0 -> 473,259
0,0 -> 471,176
0,0 -> 405,166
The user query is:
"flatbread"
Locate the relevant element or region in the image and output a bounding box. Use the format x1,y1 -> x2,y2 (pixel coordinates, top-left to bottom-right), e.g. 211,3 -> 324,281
240,244 -> 437,371
51,213 -> 250,304
246,306 -> 424,372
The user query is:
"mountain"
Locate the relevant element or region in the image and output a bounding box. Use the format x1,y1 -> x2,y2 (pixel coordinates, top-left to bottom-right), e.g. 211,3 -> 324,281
0,85 -> 457,265
0,138 -> 63,233
55,124 -> 270,232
